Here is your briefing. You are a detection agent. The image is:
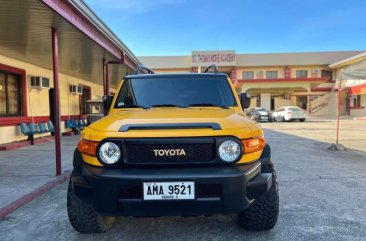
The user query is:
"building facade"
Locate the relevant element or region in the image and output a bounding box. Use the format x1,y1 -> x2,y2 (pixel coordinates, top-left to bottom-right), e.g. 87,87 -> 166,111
139,50 -> 366,117
0,0 -> 141,146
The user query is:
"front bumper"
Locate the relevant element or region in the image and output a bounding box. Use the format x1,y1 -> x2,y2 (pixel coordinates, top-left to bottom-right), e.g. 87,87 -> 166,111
71,145 -> 273,217
256,115 -> 272,122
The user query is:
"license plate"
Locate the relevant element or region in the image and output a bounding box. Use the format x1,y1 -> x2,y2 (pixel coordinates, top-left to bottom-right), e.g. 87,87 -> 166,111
143,181 -> 195,200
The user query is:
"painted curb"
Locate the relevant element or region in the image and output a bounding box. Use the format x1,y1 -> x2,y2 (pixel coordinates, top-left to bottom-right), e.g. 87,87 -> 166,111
0,171 -> 71,219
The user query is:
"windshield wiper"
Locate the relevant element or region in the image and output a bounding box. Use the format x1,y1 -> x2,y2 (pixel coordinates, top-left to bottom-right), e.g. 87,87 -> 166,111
151,104 -> 184,108
187,103 -> 229,109
121,104 -> 149,109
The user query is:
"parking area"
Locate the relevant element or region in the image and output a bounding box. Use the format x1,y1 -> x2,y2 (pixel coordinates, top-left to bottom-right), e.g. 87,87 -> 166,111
261,118 -> 366,153
1,119 -> 366,241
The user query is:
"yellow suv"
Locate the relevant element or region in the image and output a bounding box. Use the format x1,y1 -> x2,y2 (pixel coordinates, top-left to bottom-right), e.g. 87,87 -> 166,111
67,65 -> 279,233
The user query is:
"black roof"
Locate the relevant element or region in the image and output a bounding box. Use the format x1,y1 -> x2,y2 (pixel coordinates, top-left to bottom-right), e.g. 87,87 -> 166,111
125,72 -> 228,79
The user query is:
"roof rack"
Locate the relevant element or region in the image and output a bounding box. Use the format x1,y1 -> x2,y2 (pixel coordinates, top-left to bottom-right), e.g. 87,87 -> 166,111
135,64 -> 155,75
203,64 -> 218,73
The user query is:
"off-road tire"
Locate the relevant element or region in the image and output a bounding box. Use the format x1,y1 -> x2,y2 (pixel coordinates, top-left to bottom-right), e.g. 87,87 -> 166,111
67,170 -> 116,233
300,118 -> 306,122
237,164 -> 279,231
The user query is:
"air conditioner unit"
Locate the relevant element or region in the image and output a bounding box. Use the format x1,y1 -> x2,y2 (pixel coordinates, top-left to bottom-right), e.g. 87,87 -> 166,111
69,85 -> 83,95
30,76 -> 50,89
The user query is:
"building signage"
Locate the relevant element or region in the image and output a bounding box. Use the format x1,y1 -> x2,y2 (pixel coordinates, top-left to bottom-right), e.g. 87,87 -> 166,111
192,51 -> 236,67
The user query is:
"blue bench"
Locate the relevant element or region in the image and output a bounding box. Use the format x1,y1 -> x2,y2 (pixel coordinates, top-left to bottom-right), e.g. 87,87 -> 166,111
47,121 -> 55,135
37,123 -> 49,133
66,119 -> 86,134
20,123 -> 37,145
20,122 -> 55,145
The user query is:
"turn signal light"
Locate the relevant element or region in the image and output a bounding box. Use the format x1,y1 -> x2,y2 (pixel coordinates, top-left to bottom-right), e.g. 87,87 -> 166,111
77,140 -> 98,157
241,137 -> 266,154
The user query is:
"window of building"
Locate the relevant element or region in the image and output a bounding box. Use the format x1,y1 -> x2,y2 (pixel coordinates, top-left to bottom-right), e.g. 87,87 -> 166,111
311,69 -> 319,78
242,71 -> 254,80
0,71 -> 21,116
256,70 -> 264,79
321,70 -> 333,81
353,95 -> 361,107
266,71 -> 278,79
296,70 -> 308,78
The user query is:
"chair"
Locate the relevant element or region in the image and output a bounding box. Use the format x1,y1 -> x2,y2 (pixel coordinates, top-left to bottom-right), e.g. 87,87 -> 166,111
66,119 -> 79,134
43,122 -> 50,132
82,119 -> 88,126
47,121 -> 55,135
77,119 -> 85,130
37,123 -> 47,133
19,123 -> 37,145
29,123 -> 39,134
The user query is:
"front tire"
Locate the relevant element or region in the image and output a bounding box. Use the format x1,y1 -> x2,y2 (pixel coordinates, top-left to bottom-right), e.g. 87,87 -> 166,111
67,170 -> 116,233
300,118 -> 305,122
237,165 -> 279,231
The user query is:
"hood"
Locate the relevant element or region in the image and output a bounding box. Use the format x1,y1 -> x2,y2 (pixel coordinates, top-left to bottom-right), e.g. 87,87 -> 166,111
88,108 -> 258,133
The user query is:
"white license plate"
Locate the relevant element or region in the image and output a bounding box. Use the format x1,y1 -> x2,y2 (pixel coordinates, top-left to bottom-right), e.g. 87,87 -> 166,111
143,181 -> 195,200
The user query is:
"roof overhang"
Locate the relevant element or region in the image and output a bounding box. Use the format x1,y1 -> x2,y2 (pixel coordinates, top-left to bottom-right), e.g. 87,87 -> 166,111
348,84 -> 366,95
329,52 -> 366,69
0,0 -> 141,87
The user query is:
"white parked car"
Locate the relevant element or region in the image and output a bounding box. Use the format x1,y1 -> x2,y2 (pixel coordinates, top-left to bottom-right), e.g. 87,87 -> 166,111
272,106 -> 306,122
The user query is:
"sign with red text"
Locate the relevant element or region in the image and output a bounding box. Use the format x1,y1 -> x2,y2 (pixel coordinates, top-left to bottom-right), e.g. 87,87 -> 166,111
192,51 -> 236,67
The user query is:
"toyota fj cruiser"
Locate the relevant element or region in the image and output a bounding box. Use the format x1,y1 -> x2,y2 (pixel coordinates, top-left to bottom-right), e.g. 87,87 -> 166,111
67,64 -> 279,233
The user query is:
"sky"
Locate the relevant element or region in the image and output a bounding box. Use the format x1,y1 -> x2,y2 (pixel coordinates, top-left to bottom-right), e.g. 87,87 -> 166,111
84,0 -> 366,56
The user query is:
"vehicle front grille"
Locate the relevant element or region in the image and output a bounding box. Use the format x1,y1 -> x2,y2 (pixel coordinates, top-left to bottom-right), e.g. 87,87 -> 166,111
124,141 -> 215,164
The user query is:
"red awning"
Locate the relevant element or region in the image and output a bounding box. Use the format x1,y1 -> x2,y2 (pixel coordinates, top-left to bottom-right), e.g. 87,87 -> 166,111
349,84 -> 366,95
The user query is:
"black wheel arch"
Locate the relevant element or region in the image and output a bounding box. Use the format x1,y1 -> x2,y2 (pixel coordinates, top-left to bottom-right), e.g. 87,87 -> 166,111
73,148 -> 83,172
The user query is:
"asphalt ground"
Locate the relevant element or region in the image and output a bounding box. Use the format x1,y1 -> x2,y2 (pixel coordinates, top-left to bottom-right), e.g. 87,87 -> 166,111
1,121 -> 366,241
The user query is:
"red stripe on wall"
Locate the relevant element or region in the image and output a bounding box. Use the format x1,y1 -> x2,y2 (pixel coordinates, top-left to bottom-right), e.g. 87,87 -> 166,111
0,115 -> 82,127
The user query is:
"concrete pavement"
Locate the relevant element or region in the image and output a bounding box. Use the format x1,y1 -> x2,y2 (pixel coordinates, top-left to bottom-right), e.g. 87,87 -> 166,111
0,136 -> 79,209
1,124 -> 366,241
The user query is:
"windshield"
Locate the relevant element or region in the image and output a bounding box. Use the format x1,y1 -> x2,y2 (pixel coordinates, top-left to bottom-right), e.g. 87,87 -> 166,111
114,77 -> 237,109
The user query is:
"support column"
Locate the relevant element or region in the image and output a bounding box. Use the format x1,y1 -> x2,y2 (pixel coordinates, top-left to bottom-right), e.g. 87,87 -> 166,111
105,63 -> 109,95
102,59 -> 106,96
336,80 -> 341,145
51,28 -> 61,176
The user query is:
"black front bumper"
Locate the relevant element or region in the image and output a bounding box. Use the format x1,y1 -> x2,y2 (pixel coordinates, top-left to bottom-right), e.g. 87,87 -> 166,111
72,146 -> 273,217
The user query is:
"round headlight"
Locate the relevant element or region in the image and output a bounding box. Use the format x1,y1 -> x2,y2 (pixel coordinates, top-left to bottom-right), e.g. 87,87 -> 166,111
98,142 -> 121,165
218,140 -> 241,162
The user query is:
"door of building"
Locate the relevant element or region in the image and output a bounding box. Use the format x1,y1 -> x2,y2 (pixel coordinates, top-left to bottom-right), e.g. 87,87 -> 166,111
297,96 -> 307,110
79,86 -> 91,115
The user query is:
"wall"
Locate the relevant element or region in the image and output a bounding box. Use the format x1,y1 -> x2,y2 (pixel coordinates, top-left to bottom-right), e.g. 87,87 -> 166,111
274,98 -> 291,110
350,108 -> 366,117
260,93 -> 271,110
0,54 -> 106,144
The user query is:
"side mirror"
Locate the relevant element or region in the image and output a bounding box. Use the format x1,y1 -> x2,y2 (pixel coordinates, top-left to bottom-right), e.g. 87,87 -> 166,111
102,95 -> 114,115
240,93 -> 251,109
